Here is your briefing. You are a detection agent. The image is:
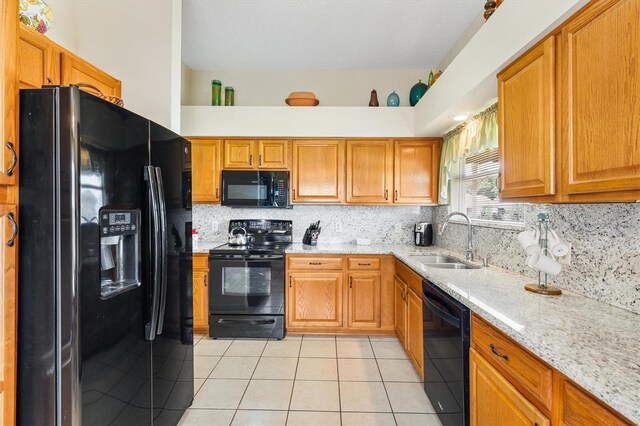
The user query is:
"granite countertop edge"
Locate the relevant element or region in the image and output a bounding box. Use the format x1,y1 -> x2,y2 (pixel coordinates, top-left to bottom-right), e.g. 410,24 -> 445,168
284,243 -> 640,423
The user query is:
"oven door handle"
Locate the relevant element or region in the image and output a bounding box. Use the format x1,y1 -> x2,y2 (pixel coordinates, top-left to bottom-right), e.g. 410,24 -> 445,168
217,318 -> 276,325
423,290 -> 460,328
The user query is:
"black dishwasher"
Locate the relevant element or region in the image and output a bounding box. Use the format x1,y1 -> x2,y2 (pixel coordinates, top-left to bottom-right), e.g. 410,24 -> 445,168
422,279 -> 470,426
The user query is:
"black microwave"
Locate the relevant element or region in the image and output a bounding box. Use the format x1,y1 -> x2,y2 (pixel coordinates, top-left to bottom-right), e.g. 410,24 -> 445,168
221,170 -> 291,208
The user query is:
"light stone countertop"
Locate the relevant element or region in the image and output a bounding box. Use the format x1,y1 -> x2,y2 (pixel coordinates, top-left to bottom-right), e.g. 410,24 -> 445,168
285,243 -> 640,423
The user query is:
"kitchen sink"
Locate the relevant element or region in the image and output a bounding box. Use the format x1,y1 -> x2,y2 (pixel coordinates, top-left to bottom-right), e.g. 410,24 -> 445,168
410,255 -> 460,264
424,263 -> 478,270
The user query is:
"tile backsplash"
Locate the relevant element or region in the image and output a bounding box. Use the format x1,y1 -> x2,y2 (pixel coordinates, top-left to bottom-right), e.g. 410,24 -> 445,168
433,204 -> 640,314
193,204 -> 432,245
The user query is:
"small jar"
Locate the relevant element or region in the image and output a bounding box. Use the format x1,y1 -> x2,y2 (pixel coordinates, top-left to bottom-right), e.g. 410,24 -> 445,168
224,86 -> 235,106
211,80 -> 222,106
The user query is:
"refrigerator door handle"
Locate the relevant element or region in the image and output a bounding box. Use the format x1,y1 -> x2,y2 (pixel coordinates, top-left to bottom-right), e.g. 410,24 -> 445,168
145,166 -> 162,341
155,167 -> 168,335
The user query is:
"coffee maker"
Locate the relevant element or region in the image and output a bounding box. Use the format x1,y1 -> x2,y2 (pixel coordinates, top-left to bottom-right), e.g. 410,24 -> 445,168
414,222 -> 433,246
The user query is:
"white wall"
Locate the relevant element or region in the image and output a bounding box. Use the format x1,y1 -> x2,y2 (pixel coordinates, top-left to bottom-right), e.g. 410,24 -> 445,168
182,68 -> 431,107
44,0 -> 77,52
41,0 -> 182,131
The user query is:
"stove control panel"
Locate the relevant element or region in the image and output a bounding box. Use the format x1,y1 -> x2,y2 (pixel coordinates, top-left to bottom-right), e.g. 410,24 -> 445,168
229,220 -> 292,235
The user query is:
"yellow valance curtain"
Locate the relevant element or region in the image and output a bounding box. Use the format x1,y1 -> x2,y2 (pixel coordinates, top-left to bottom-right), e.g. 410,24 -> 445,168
438,103 -> 498,204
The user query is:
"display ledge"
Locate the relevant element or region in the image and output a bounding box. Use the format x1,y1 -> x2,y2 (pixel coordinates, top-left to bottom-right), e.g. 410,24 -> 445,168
285,243 -> 639,423
181,106 -> 415,137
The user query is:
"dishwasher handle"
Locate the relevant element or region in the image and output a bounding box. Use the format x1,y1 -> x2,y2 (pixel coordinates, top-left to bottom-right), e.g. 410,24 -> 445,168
423,289 -> 460,329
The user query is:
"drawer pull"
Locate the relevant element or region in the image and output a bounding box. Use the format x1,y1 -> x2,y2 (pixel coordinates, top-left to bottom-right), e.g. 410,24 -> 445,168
490,343 -> 510,362
5,141 -> 16,176
358,263 -> 371,266
309,262 -> 323,265
349,276 -> 353,288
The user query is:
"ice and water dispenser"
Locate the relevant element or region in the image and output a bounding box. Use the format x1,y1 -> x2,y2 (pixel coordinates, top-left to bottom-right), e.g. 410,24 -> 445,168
99,209 -> 141,298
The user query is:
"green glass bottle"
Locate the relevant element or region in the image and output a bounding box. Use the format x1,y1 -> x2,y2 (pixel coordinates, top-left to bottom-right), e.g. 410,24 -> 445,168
211,80 -> 222,106
225,86 -> 235,106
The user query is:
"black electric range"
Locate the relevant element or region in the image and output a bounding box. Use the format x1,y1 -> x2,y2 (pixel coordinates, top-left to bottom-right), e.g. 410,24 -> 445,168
208,220 -> 292,339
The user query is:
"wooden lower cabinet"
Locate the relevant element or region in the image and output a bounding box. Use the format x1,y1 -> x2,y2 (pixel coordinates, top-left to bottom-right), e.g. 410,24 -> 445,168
405,288 -> 423,375
0,205 -> 17,424
287,272 -> 344,329
553,374 -> 632,426
470,348 -> 550,426
471,313 -> 633,426
393,277 -> 407,345
193,254 -> 209,333
286,255 -> 394,334
347,272 -> 380,329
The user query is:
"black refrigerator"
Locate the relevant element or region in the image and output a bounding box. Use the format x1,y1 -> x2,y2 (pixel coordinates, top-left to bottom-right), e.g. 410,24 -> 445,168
17,86 -> 193,425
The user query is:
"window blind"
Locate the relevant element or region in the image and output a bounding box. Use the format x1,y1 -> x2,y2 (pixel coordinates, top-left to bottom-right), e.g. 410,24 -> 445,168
451,149 -> 524,224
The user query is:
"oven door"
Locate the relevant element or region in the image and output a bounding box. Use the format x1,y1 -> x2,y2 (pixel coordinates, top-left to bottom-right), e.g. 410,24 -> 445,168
209,254 -> 285,316
221,171 -> 290,208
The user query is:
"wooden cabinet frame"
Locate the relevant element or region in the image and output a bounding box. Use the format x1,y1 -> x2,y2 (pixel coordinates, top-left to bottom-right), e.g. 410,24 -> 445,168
190,138 -> 222,203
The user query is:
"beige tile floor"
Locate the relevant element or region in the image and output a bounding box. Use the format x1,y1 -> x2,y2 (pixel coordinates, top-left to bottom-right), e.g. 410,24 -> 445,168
180,333 -> 443,426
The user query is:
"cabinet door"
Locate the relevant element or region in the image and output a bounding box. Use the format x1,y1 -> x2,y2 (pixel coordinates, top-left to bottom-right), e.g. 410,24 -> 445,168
224,140 -> 255,169
498,37 -> 556,199
287,272 -> 343,328
18,25 -> 60,89
192,270 -> 209,331
406,288 -> 423,377
347,273 -> 380,329
0,0 -> 17,187
61,52 -> 121,97
393,140 -> 440,205
191,139 -> 222,203
394,278 -> 407,346
553,374 -> 632,426
470,348 -> 550,426
560,0 -> 640,198
346,140 -> 393,204
292,140 -> 345,203
0,205 -> 17,425
258,140 -> 288,169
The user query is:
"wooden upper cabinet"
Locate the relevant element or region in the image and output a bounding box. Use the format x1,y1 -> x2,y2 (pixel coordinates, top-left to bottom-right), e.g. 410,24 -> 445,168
191,139 -> 222,203
61,52 -> 121,98
0,1 -> 18,188
559,0 -> 640,198
393,139 -> 440,205
17,26 -> 60,89
224,139 -> 255,169
347,273 -> 381,329
498,36 -> 556,199
470,348 -> 550,426
287,272 -> 343,328
291,140 -> 345,203
258,139 -> 288,169
346,140 -> 393,204
553,374 -> 633,426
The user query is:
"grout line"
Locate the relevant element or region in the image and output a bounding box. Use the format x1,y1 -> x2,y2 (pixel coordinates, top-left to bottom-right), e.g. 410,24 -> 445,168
334,335 -> 343,426
227,339 -> 267,425
370,336 -> 398,426
284,334 -> 304,425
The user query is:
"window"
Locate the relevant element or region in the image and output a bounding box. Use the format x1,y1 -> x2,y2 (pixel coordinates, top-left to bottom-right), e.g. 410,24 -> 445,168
449,148 -> 524,226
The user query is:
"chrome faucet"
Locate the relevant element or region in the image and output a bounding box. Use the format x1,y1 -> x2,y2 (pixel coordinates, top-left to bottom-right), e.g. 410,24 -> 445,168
440,211 -> 474,261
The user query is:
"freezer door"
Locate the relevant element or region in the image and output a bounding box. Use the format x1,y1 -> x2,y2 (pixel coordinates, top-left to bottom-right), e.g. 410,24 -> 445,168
150,122 -> 194,424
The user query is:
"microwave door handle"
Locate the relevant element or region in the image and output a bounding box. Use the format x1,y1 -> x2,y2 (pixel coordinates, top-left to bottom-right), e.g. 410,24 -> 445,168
144,166 -> 161,341
155,167 -> 168,335
272,177 -> 279,207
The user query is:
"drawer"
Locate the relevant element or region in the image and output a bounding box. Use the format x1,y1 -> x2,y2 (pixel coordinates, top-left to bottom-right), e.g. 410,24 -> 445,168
394,259 -> 422,295
193,254 -> 209,270
472,314 -> 553,411
288,256 -> 343,270
347,257 -> 380,270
